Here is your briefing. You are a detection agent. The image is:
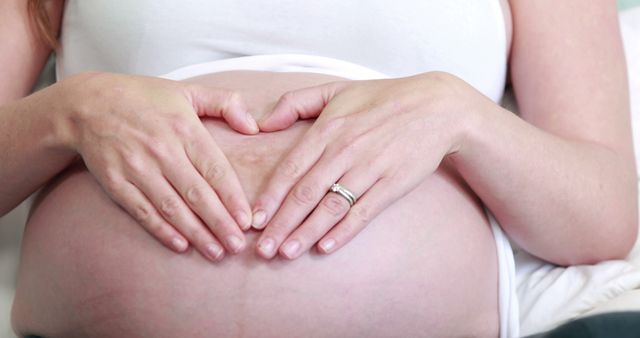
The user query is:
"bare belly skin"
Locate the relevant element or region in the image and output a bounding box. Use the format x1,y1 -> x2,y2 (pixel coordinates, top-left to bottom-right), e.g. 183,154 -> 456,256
12,71 -> 499,338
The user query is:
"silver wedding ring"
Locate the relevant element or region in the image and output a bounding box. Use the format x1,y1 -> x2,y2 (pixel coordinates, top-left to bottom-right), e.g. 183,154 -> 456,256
329,183 -> 357,206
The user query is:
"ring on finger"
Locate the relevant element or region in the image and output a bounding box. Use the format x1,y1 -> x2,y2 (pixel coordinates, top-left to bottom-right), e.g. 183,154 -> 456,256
329,183 -> 357,206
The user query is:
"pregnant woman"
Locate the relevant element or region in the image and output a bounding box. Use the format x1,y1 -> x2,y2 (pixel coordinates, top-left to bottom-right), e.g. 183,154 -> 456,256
2,1 -> 637,337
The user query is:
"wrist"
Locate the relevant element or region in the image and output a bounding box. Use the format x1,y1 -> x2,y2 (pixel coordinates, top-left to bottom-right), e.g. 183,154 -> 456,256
436,73 -> 485,158
445,87 -> 499,172
49,71 -> 105,151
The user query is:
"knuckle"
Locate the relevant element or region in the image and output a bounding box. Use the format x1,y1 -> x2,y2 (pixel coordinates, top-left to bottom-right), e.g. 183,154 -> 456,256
157,227 -> 178,245
208,219 -> 233,235
187,137 -> 206,154
223,90 -> 243,108
170,118 -> 194,138
184,226 -> 207,242
202,218 -> 222,232
131,204 -> 152,224
278,91 -> 307,116
145,220 -> 164,236
228,90 -> 242,103
123,154 -> 147,175
365,156 -> 381,170
185,185 -> 206,205
292,184 -> 316,206
159,196 -> 181,219
317,116 -> 346,138
279,91 -> 297,105
340,222 -> 359,239
144,138 -> 171,160
330,140 -> 357,160
202,162 -> 227,183
102,169 -> 122,193
322,195 -> 350,216
216,190 -> 233,207
351,205 -> 371,225
280,159 -> 301,179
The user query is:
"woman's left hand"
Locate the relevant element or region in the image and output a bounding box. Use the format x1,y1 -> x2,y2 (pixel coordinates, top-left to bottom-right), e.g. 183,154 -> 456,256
251,72 -> 483,259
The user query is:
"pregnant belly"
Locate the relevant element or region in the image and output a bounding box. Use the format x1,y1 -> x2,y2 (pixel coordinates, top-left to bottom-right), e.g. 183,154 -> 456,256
12,71 -> 499,338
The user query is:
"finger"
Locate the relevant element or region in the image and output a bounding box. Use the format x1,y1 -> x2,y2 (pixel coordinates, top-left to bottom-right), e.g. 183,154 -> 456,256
185,84 -> 258,135
132,169 -> 226,262
106,178 -> 189,253
164,148 -> 247,254
258,81 -> 347,132
316,177 -> 404,255
185,129 -> 253,231
278,169 -> 375,260
255,150 -> 352,259
250,128 -> 329,230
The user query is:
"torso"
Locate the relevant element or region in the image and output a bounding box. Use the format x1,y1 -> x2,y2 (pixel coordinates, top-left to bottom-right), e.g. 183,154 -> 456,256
12,71 -> 500,337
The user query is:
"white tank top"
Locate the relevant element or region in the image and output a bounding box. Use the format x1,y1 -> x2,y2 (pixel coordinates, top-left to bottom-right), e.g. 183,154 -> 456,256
56,0 -> 508,101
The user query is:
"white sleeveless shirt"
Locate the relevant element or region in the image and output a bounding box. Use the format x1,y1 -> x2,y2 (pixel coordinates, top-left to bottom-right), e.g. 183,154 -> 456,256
56,0 -> 508,102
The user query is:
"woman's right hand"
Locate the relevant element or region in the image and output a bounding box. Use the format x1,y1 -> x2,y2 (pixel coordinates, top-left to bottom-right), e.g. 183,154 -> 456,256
52,72 -> 257,261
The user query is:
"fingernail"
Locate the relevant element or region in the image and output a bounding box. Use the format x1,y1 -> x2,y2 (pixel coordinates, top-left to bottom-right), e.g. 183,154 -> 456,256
257,237 -> 276,257
206,243 -> 224,261
252,210 -> 267,229
282,240 -> 301,259
172,237 -> 188,252
225,235 -> 245,253
236,212 -> 251,230
319,239 -> 336,254
246,113 -> 259,133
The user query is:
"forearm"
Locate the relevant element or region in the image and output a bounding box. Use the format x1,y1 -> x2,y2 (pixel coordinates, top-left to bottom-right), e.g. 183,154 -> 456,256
450,99 -> 638,265
0,85 -> 76,215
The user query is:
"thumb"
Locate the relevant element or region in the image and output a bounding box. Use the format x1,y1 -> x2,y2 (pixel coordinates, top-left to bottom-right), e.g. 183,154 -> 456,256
186,85 -> 259,135
259,81 -> 346,132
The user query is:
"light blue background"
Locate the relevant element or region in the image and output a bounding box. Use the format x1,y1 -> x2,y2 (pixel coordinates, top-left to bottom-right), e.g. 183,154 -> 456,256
619,0 -> 640,10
